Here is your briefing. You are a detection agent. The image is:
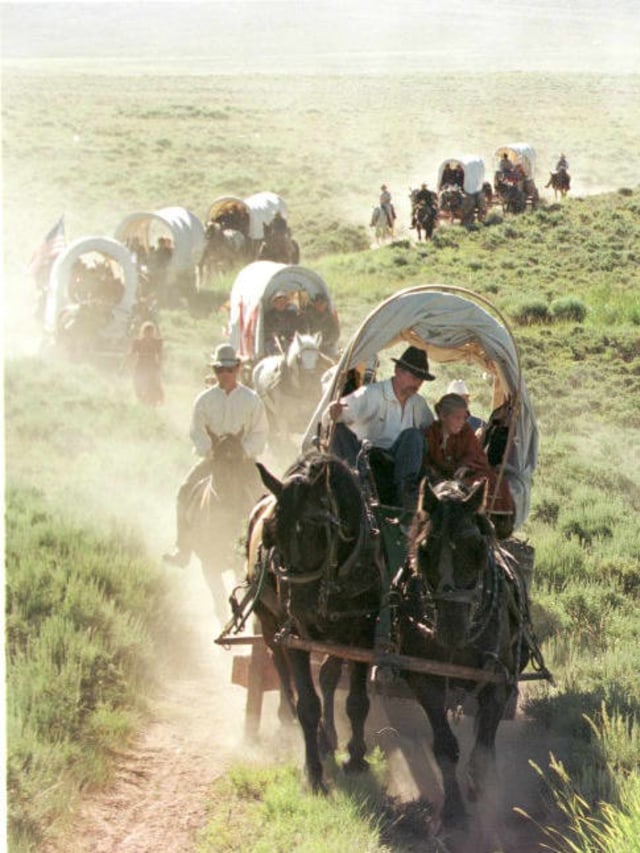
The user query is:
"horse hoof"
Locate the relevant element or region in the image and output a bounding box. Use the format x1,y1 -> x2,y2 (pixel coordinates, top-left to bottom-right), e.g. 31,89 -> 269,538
311,778 -> 329,796
342,756 -> 370,776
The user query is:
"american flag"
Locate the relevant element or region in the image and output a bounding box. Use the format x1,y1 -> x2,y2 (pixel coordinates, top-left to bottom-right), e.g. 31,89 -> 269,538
28,216 -> 66,283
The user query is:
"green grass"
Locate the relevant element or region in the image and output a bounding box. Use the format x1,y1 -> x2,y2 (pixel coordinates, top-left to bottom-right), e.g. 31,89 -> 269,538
5,487 -> 181,850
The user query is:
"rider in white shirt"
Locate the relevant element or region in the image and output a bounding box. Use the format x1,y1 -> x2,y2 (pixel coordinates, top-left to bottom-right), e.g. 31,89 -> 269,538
164,343 -> 268,567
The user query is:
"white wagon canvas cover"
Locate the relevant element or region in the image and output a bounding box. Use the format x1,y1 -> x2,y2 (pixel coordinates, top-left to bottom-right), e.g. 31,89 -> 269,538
494,143 -> 537,179
437,155 -> 486,194
44,236 -> 138,342
303,286 -> 538,530
207,191 -> 288,242
114,206 -> 205,275
228,260 -> 335,360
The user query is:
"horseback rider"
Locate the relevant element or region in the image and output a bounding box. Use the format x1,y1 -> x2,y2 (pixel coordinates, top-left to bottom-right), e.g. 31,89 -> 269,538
411,183 -> 437,229
326,346 -> 435,509
556,153 -> 569,172
379,184 -> 396,233
163,343 -> 268,568
269,210 -> 290,236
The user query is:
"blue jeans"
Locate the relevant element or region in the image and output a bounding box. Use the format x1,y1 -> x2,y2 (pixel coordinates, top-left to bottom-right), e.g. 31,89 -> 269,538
331,423 -> 424,507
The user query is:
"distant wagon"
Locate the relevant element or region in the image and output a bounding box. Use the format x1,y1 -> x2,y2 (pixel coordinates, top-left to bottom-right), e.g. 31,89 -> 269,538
114,206 -> 205,303
201,192 -> 297,280
227,260 -> 338,365
436,155 -> 489,225
494,143 -> 540,213
43,236 -> 138,358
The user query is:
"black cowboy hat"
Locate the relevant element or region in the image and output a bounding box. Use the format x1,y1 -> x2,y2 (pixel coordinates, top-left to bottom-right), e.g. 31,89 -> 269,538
392,346 -> 435,381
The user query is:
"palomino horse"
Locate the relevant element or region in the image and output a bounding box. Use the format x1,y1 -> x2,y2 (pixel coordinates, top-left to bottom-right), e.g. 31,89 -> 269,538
394,479 -> 549,826
545,169 -> 571,199
252,331 -> 333,462
248,452 -> 385,792
369,205 -> 393,244
186,431 -> 259,624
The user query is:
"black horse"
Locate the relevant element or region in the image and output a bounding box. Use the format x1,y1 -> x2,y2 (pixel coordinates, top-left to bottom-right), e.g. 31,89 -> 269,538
394,479 -> 548,825
409,188 -> 439,241
247,452 -> 384,793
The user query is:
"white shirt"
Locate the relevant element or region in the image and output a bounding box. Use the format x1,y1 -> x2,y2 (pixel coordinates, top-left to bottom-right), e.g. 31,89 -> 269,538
190,383 -> 268,459
335,377 -> 433,449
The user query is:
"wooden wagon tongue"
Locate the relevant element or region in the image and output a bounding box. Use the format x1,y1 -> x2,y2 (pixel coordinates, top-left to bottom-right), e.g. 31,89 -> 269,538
215,632 -> 553,686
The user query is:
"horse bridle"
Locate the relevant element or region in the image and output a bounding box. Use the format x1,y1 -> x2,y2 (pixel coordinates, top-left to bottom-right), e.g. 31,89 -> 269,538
421,508 -> 489,606
273,463 -> 364,586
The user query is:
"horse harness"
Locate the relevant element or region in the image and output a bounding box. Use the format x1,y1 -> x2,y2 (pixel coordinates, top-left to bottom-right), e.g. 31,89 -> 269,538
271,462 -> 384,630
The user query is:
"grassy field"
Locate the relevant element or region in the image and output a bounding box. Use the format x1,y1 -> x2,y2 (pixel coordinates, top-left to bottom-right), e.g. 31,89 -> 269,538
3,64 -> 640,850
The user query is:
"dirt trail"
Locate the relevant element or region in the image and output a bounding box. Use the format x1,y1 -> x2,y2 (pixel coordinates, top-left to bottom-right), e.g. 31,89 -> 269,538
48,563 -> 256,852
54,560 -> 559,853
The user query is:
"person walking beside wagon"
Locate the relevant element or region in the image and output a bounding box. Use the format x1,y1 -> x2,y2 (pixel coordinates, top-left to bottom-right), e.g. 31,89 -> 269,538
126,320 -> 164,407
163,344 -> 268,568
326,346 -> 435,509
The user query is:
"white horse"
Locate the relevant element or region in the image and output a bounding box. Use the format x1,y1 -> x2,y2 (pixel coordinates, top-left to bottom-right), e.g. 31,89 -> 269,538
252,331 -> 333,463
370,205 -> 393,244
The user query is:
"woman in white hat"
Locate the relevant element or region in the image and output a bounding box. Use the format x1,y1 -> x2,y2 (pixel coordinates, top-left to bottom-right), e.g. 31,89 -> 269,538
164,343 -> 268,567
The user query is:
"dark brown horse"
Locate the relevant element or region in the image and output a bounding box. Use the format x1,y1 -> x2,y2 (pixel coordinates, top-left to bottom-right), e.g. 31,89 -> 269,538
247,452 -> 384,792
545,169 -> 571,199
410,188 -> 439,240
257,219 -> 300,264
394,479 -> 548,825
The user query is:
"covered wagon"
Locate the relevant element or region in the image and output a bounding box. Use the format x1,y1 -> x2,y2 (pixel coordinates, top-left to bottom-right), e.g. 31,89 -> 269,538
43,236 -> 138,357
205,191 -> 290,259
437,155 -> 489,225
227,260 -> 339,363
494,143 -> 540,212
303,284 -> 537,531
114,206 -> 205,301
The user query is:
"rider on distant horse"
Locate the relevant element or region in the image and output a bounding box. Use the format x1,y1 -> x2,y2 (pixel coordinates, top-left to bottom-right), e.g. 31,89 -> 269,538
163,343 -> 268,567
270,211 -> 290,236
379,184 -> 396,233
411,183 -> 438,229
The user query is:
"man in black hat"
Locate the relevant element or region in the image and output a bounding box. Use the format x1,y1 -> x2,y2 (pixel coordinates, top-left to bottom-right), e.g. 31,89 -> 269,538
326,346 -> 435,508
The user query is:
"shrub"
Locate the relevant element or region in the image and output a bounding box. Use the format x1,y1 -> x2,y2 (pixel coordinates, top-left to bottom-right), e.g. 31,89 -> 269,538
550,296 -> 587,323
509,297 -> 551,325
